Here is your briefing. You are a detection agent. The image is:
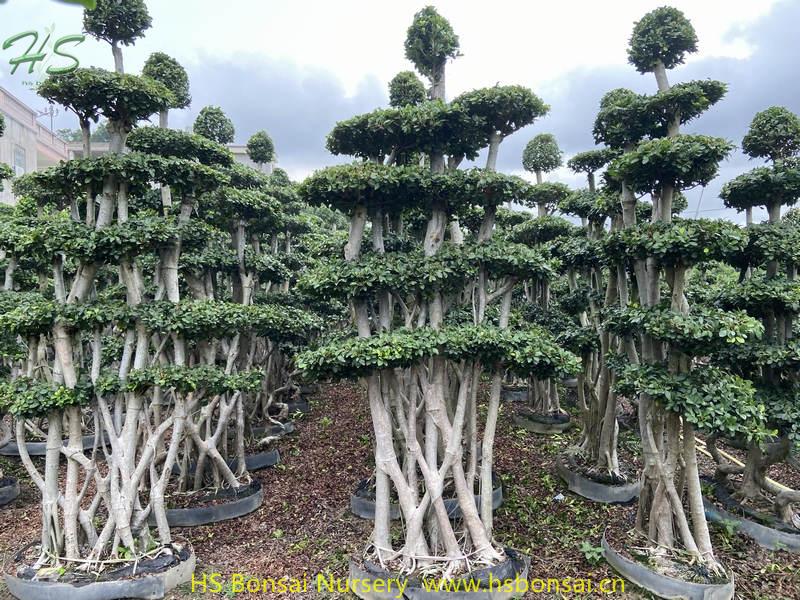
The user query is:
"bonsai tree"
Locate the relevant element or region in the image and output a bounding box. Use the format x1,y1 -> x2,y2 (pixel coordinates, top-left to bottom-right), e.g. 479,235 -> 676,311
83,0 -> 151,73
298,6 -> 575,585
388,70 -> 426,107
523,133 -> 563,215
246,130 -> 276,169
142,52 -> 191,127
193,105 -> 235,144
600,7 -> 769,579
715,108 -> 800,526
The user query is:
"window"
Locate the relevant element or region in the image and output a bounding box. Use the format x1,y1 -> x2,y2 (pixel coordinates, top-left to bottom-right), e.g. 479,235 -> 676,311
13,145 -> 25,176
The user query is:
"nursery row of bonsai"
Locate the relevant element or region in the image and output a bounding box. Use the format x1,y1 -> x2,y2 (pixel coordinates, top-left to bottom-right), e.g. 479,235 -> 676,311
0,1 -> 798,599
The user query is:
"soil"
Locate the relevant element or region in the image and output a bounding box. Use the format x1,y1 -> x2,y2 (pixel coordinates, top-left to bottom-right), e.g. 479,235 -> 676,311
1,382 -> 799,599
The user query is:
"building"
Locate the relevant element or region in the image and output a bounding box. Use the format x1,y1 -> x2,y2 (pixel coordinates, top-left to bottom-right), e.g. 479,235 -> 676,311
0,86 -> 69,204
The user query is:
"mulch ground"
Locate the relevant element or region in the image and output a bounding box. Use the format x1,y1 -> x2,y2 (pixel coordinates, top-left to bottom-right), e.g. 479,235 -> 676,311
1,383 -> 799,599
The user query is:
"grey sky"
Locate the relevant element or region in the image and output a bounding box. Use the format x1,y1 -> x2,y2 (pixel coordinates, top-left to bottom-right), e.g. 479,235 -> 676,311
0,0 -> 797,223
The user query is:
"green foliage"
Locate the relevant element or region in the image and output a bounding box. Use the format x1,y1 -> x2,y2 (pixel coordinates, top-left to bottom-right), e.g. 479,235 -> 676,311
454,86 -> 548,138
299,240 -> 554,301
522,133 -> 562,175
404,6 -> 460,80
193,105 -> 235,144
326,101 -> 486,162
648,80 -> 727,126
0,378 -> 93,418
38,68 -> 173,130
558,189 -> 618,222
389,71 -> 426,107
593,88 -> 654,149
567,149 -> 618,175
300,163 -> 533,215
142,52 -> 191,110
603,219 -> 747,267
121,365 -> 263,396
604,304 -> 763,357
550,236 -> 603,270
720,160 -> 800,211
614,363 -> 768,441
246,131 -> 276,165
520,182 -> 571,212
509,215 -> 580,246
0,164 -> 12,193
609,134 -> 733,193
716,276 -> 800,317
126,127 -> 233,166
741,107 -> 800,162
83,0 -> 151,46
298,325 -> 579,381
627,6 -> 698,73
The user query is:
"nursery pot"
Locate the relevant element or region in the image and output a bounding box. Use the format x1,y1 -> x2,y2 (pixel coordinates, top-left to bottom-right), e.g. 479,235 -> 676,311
554,456 -> 640,504
5,542 -> 195,600
512,409 -> 571,435
350,472 -> 503,521
1,434 -> 97,458
348,548 -> 529,600
152,480 -> 263,528
601,532 -> 734,600
0,476 -> 20,507
500,385 -> 527,403
702,481 -> 800,552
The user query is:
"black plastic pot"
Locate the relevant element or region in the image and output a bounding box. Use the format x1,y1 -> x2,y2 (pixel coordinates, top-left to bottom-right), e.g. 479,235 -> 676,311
704,498 -> 800,553
500,386 -> 527,403
171,448 -> 280,476
152,480 -> 263,527
299,384 -> 321,396
554,456 -> 639,504
0,477 -> 20,507
0,434 -> 97,458
348,548 -> 529,600
350,474 -> 503,521
251,421 -> 296,438
512,410 -> 571,435
602,532 -> 734,600
560,378 -> 579,389
268,399 -> 310,417
4,543 -> 195,600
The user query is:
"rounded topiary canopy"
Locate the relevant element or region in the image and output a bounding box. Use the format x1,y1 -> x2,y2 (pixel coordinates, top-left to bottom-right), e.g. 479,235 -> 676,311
609,134 -> 733,192
627,6 -> 698,73
83,0 -> 151,46
522,133 -> 562,175
38,68 -> 173,130
142,52 -> 191,110
567,148 -> 618,175
454,86 -> 549,138
593,88 -> 653,149
193,105 -> 235,144
389,71 -> 427,107
741,106 -> 800,162
404,5 -> 460,79
247,130 -> 276,165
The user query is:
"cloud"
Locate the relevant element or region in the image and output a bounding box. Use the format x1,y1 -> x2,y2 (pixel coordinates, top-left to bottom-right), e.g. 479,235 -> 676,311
167,54 -> 387,179
486,0 -> 800,224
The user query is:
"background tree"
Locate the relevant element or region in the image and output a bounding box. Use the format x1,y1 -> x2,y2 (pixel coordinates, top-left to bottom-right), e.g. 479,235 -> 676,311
246,130 -> 276,169
523,133 -> 563,216
83,0 -> 151,73
194,105 -> 235,144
